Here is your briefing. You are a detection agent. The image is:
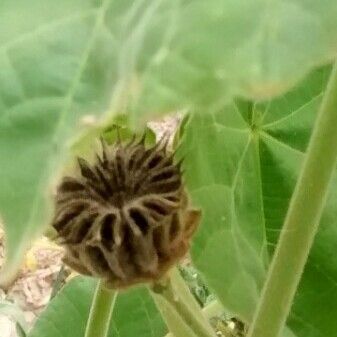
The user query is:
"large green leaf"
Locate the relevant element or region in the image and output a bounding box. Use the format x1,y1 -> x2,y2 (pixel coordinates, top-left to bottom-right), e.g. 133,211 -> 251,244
28,276 -> 166,337
2,0 -> 337,284
0,0 -> 119,283
179,66 -> 336,337
121,0 -> 337,121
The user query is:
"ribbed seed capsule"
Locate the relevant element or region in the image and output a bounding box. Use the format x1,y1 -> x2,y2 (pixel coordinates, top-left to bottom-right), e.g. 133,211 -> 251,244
52,136 -> 201,288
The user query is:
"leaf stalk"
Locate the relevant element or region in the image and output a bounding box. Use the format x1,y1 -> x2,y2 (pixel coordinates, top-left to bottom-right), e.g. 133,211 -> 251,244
84,280 -> 117,337
150,267 -> 216,337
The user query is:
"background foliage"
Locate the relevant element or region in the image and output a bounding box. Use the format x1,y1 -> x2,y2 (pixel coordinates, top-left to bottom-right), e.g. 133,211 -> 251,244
1,1 -> 337,337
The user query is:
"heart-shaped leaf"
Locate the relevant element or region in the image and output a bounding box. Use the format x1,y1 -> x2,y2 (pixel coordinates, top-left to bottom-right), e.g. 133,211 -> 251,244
179,66 -> 336,337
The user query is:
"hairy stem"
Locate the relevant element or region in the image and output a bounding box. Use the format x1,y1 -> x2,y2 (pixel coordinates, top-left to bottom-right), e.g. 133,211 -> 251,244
150,267 -> 216,337
84,280 -> 117,337
248,62 -> 337,337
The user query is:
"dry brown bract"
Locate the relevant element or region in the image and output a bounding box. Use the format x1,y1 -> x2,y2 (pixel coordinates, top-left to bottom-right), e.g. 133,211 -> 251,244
52,136 -> 200,288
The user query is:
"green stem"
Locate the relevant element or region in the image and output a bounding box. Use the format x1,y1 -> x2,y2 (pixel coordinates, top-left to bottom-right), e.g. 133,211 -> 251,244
202,299 -> 225,320
248,62 -> 337,337
150,267 -> 216,337
163,299 -> 225,337
84,280 -> 117,337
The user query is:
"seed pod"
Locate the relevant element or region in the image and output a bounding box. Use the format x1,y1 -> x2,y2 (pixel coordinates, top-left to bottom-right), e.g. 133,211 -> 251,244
52,136 -> 201,288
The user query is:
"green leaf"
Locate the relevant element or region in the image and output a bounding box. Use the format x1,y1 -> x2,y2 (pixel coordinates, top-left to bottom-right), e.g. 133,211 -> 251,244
2,0 -> 337,283
28,276 -> 167,337
179,104 -> 267,322
118,0 -> 337,122
179,65 -> 335,336
0,0 -> 119,283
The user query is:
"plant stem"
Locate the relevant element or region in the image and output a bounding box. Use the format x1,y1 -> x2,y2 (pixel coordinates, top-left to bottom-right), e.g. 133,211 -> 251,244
163,299 -> 225,337
84,280 -> 117,337
248,61 -> 337,337
150,267 -> 216,337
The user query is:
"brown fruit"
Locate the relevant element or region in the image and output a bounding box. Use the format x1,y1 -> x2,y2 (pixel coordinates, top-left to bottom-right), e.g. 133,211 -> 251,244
52,136 -> 200,288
